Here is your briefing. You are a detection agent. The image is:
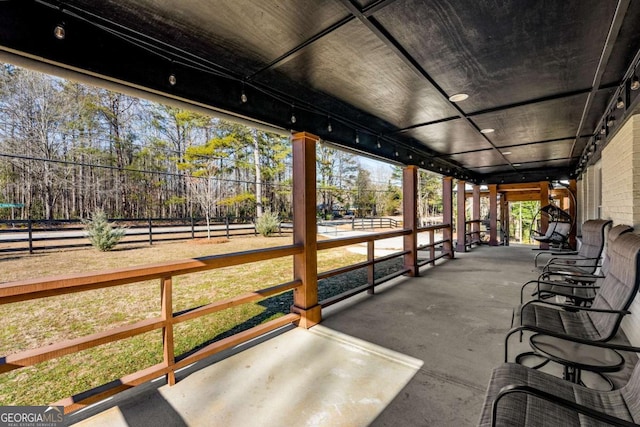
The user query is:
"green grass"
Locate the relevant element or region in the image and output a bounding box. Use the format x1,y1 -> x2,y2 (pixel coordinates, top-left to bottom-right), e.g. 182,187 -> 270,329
0,236 -> 380,406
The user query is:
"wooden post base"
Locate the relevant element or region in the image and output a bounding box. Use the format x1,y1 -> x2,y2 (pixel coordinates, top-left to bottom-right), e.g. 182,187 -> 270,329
291,304 -> 322,329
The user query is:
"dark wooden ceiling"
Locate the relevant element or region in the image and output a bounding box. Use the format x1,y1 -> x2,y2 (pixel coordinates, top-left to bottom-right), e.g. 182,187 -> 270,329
1,0 -> 640,183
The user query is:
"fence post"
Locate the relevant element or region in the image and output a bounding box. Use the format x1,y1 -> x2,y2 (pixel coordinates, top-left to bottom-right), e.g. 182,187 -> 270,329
161,277 -> 175,386
191,216 -> 195,239
148,217 -> 153,246
28,218 -> 33,254
351,217 -> 355,230
225,217 -> 230,239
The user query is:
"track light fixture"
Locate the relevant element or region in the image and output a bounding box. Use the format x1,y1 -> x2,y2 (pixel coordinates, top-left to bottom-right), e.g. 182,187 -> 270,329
327,116 -> 332,133
376,136 -> 381,149
240,82 -> 247,103
355,130 -> 359,144
54,23 -> 66,40
600,125 -> 606,135
168,74 -> 177,86
632,75 -> 640,91
616,96 -> 625,109
290,105 -> 296,124
607,115 -> 615,127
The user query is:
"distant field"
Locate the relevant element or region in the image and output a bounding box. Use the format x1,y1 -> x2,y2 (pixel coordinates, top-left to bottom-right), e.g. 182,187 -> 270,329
0,236 -> 371,406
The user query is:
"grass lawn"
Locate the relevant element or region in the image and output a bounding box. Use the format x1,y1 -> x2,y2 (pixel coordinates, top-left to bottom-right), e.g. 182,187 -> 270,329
0,235 -> 396,406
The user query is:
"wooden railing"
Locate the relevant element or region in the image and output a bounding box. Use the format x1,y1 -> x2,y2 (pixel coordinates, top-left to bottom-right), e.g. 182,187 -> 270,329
464,219 -> 483,249
0,244 -> 303,413
0,223 -> 453,413
317,224 -> 452,307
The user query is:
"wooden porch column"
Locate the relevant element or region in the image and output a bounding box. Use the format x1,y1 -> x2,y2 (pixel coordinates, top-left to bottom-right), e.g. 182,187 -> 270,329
291,132 -> 321,328
501,193 -> 510,246
456,179 -> 466,252
539,181 -> 550,249
568,179 -> 577,249
472,184 -> 480,243
442,177 -> 454,258
489,184 -> 498,246
403,165 -> 419,276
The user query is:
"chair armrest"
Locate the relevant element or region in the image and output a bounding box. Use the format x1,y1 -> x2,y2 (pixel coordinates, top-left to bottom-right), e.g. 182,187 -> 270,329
491,384 -> 638,427
537,281 -> 599,290
523,299 -> 629,314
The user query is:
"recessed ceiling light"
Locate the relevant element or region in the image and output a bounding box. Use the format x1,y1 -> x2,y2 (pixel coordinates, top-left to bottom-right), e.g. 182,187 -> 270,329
513,163 -> 522,167
480,128 -> 495,134
502,151 -> 512,155
448,93 -> 469,102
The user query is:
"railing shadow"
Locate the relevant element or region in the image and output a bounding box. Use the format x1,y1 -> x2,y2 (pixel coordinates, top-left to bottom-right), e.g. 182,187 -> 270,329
175,257 -> 406,364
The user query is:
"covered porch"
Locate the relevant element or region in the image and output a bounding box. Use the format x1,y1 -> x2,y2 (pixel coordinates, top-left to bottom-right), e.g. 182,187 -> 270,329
65,244 -> 546,426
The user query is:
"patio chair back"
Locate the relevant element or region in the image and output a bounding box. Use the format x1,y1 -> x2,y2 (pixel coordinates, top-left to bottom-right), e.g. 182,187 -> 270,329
599,225 -> 635,277
590,231 -> 640,338
578,219 -> 612,257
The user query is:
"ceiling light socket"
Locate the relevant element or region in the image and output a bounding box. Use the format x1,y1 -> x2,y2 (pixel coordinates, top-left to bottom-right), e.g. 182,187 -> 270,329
631,75 -> 640,91
448,93 -> 469,102
616,97 -> 625,109
54,24 -> 66,40
168,74 -> 177,86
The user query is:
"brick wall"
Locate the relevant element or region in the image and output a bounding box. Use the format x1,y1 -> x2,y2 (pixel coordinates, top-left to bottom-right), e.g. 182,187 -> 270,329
600,114 -> 640,345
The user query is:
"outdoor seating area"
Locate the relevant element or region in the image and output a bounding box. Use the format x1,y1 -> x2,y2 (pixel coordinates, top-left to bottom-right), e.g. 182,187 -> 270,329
62,232 -> 640,426
477,223 -> 640,426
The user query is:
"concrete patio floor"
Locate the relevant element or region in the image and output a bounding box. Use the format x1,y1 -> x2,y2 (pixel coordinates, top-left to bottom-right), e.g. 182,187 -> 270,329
65,244 -> 636,426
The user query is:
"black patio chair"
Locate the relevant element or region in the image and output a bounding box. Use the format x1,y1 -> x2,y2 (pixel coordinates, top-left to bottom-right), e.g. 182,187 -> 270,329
520,224 -> 634,306
535,219 -> 612,274
506,231 -> 640,363
478,339 -> 640,426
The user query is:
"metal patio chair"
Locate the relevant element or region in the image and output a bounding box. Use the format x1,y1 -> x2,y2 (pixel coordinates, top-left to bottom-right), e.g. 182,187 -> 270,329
521,224 -> 634,306
535,219 -> 612,274
506,231 -> 640,363
478,340 -> 640,426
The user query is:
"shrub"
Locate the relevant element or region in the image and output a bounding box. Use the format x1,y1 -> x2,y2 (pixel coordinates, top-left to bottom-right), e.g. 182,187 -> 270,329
83,209 -> 126,251
255,210 -> 280,237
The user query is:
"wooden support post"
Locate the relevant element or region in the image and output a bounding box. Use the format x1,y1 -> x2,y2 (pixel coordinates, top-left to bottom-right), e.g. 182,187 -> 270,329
291,132 -> 321,328
472,184 -> 480,243
367,241 -> 375,294
429,229 -> 435,265
161,277 -> 175,386
568,179 -> 577,249
403,165 -> 419,276
489,185 -> 498,246
442,177 -> 454,258
501,194 -> 510,246
539,181 -> 550,249
456,179 -> 466,252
